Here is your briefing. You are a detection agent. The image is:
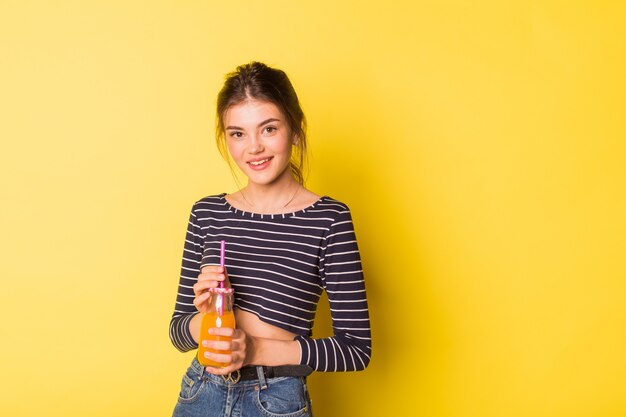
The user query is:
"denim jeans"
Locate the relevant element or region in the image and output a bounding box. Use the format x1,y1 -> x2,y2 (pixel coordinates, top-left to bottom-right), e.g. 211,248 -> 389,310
172,358 -> 313,417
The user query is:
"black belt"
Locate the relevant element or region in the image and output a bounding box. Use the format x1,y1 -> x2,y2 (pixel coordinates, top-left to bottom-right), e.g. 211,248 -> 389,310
223,365 -> 313,383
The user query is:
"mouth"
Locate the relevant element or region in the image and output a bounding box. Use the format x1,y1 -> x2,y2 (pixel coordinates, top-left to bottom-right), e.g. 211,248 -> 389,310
247,157 -> 273,168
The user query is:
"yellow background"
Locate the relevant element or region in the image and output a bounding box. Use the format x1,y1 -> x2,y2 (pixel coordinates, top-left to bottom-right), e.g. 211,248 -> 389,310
1,1 -> 625,416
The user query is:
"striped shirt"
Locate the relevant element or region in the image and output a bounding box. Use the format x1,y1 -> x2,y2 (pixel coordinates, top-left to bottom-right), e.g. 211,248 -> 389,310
169,193 -> 372,372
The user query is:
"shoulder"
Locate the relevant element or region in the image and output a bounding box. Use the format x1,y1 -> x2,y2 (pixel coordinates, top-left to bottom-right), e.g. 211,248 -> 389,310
310,196 -> 356,227
194,193 -> 227,205
316,196 -> 351,214
190,193 -> 229,215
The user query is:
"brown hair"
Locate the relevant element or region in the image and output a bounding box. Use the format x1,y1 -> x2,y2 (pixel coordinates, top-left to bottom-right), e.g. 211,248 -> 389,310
216,62 -> 308,184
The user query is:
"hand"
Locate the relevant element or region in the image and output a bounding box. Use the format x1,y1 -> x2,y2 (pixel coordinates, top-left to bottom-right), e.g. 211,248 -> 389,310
201,327 -> 252,375
193,265 -> 230,313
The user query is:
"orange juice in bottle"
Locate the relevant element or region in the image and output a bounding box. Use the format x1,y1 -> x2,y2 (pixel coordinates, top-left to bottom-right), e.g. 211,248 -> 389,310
197,287 -> 236,367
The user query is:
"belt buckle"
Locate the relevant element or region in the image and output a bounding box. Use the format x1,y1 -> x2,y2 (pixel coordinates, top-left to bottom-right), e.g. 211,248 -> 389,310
222,369 -> 241,384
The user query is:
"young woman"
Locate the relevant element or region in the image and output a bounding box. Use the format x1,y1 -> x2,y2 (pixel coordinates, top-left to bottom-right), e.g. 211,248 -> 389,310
170,62 -> 371,417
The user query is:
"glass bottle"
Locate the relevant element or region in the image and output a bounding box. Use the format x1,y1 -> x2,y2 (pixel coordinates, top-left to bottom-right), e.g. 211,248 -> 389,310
197,287 -> 236,367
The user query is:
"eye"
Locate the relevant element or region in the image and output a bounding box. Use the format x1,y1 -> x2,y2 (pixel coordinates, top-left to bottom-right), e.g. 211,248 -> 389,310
263,126 -> 277,134
228,131 -> 244,139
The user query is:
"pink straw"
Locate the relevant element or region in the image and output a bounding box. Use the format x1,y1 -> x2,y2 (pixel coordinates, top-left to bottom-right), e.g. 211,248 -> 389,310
216,240 -> 226,316
219,240 -> 225,288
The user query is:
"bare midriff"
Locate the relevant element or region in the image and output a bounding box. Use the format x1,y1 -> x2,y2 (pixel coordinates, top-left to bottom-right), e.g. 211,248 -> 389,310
234,308 -> 297,341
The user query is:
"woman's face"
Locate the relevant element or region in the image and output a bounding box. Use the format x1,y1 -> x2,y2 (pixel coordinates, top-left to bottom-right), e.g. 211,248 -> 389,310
223,99 -> 296,187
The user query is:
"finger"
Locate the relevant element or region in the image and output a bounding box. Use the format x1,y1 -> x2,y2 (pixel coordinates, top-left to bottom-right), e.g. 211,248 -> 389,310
201,265 -> 225,274
201,351 -> 233,367
208,327 -> 236,337
230,338 -> 245,353
231,329 -> 245,339
199,266 -> 231,288
193,280 -> 218,295
201,339 -> 245,360
198,272 -> 226,282
193,291 -> 211,309
197,272 -> 226,285
201,339 -> 232,351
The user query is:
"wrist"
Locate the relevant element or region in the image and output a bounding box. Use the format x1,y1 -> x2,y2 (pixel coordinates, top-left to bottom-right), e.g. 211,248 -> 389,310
244,334 -> 259,366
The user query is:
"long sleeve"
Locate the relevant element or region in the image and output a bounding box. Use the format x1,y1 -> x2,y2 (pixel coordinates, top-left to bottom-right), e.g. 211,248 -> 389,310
169,203 -> 204,352
295,208 -> 372,371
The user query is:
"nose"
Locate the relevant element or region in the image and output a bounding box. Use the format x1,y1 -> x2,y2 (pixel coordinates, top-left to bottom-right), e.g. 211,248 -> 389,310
248,134 -> 264,154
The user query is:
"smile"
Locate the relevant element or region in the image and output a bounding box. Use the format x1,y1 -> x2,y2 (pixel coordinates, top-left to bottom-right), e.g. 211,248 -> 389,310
248,157 -> 272,166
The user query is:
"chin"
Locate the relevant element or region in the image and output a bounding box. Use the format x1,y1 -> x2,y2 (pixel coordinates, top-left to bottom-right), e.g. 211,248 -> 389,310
248,177 -> 281,187
246,168 -> 292,186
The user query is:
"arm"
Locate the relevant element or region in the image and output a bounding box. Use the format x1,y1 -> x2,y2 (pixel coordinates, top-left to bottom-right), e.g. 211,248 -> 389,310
169,203 -> 204,352
295,207 -> 372,371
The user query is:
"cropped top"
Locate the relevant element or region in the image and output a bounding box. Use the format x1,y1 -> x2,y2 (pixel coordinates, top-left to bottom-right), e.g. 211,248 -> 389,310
169,193 -> 371,372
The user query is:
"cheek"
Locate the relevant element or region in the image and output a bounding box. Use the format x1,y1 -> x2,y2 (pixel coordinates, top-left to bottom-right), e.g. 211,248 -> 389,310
276,139 -> 294,156
226,142 -> 242,159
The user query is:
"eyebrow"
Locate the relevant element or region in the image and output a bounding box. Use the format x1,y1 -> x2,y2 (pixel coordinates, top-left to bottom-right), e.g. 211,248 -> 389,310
226,118 -> 281,130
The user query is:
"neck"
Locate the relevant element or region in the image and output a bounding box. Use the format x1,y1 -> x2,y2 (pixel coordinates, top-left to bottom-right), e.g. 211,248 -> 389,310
240,179 -> 302,213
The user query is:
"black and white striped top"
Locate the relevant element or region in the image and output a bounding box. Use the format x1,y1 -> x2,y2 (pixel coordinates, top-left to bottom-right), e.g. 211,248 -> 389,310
169,193 -> 372,372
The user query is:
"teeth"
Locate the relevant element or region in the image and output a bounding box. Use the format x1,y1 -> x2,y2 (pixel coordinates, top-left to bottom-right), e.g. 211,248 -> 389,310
250,158 -> 269,166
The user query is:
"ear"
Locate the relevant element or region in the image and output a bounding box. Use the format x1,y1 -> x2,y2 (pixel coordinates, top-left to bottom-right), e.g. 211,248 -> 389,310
292,133 -> 300,146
